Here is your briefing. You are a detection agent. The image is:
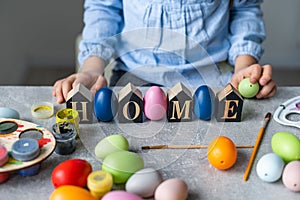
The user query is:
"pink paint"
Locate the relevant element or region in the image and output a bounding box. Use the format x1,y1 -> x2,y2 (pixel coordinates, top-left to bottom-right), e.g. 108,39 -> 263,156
144,86 -> 167,121
0,145 -> 9,167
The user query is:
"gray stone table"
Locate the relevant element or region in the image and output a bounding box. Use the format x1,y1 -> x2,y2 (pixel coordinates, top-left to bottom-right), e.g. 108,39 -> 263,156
0,86 -> 299,199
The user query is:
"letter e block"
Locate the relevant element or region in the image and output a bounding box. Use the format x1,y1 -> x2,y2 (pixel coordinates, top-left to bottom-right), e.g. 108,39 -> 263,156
215,83 -> 244,122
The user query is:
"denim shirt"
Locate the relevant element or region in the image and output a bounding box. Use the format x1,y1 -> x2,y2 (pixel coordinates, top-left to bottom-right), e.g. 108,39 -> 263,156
79,0 -> 265,87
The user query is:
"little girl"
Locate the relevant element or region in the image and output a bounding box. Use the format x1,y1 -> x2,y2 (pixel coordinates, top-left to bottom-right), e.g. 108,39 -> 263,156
53,0 -> 276,103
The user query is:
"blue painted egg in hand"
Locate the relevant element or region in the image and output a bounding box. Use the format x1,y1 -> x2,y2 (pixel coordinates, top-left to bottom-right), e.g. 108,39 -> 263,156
193,85 -> 215,120
94,87 -> 118,122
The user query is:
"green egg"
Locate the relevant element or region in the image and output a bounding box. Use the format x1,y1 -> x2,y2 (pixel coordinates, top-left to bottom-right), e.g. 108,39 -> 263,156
238,78 -> 260,98
95,134 -> 129,160
102,151 -> 144,184
271,131 -> 300,163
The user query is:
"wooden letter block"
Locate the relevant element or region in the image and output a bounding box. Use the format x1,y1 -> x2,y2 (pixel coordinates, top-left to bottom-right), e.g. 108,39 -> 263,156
167,82 -> 193,122
66,84 -> 94,124
118,83 -> 143,123
215,83 -> 244,122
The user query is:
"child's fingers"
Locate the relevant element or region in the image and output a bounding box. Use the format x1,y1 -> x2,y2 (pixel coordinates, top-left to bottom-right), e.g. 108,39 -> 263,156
248,64 -> 263,84
90,75 -> 108,94
256,80 -> 276,99
259,64 -> 272,86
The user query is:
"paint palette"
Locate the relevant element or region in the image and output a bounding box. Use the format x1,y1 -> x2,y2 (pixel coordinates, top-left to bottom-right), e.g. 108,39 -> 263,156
0,118 -> 56,173
273,96 -> 300,129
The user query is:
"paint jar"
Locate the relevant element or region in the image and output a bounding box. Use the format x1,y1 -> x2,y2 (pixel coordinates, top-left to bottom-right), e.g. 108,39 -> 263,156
56,108 -> 80,137
0,145 -> 9,167
18,163 -> 41,177
52,122 -> 76,155
0,173 -> 9,184
11,138 -> 40,161
87,170 -> 113,199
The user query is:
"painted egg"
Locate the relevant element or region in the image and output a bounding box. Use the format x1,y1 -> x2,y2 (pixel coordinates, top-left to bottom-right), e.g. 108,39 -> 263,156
144,86 -> 167,120
95,134 -> 129,160
193,85 -> 215,120
238,78 -> 260,98
51,159 -> 92,188
256,153 -> 285,182
102,151 -> 144,184
126,168 -> 163,198
0,107 -> 20,119
207,136 -> 237,170
50,185 -> 96,200
94,87 -> 118,122
154,178 -> 188,200
271,131 -> 300,163
282,161 -> 300,192
102,190 -> 143,200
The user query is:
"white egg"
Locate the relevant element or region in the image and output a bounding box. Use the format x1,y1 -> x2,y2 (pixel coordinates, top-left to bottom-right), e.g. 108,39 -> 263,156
125,168 -> 162,198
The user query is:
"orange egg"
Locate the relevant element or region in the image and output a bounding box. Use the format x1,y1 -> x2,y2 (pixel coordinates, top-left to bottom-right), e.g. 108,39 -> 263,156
49,185 -> 96,200
207,136 -> 237,170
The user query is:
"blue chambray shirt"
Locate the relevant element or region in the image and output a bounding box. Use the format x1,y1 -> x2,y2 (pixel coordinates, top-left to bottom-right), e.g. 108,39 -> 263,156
79,0 -> 265,88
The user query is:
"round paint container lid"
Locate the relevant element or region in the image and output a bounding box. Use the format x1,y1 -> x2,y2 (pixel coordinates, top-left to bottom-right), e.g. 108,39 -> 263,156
0,145 -> 9,167
12,138 -> 40,161
18,163 -> 41,176
31,102 -> 54,119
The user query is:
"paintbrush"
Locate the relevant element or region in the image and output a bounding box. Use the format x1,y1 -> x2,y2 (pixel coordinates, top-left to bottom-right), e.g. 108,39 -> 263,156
243,112 -> 271,182
142,144 -> 254,150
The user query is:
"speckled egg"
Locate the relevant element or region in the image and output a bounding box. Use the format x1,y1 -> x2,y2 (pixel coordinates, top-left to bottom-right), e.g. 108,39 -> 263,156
95,134 -> 129,160
154,178 -> 188,200
256,153 -> 285,182
271,131 -> 300,163
102,151 -> 144,184
102,190 -> 143,200
94,87 -> 118,122
144,86 -> 167,120
193,85 -> 215,120
282,161 -> 300,192
0,107 -> 20,119
126,168 -> 163,198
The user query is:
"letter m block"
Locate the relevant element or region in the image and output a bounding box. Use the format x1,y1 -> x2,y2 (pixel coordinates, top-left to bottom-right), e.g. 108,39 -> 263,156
167,82 -> 193,122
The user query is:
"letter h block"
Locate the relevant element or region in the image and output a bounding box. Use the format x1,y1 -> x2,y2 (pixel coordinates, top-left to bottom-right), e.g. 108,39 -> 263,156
215,83 -> 244,122
167,82 -> 193,122
118,83 -> 144,123
66,84 -> 94,124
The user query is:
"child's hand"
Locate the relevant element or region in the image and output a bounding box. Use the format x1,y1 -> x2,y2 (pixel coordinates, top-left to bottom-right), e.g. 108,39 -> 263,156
230,64 -> 276,99
52,71 -> 107,104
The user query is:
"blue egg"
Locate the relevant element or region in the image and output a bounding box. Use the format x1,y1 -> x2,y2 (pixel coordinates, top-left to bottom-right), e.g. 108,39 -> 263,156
0,107 -> 20,119
193,85 -> 215,120
256,153 -> 285,182
94,87 -> 118,122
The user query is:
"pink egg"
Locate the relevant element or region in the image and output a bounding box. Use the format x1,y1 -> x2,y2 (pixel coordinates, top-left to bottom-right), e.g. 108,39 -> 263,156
155,178 -> 188,200
144,86 -> 167,120
282,161 -> 300,192
102,190 -> 142,200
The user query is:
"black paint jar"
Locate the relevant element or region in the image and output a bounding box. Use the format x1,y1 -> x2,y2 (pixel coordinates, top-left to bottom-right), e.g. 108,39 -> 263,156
52,122 -> 76,155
